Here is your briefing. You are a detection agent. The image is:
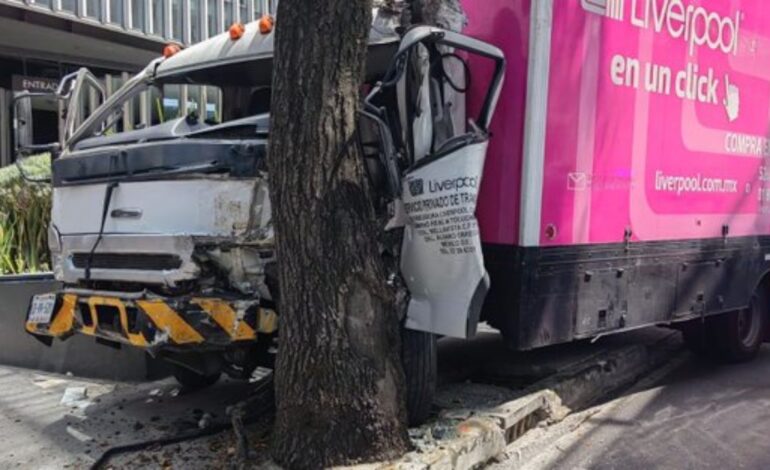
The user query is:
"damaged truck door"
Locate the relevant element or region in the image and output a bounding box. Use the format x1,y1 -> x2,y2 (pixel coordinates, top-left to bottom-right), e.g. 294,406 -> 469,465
365,27 -> 505,339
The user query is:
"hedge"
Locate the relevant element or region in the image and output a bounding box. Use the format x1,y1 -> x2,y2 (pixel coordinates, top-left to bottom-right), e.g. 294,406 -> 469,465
0,155 -> 52,274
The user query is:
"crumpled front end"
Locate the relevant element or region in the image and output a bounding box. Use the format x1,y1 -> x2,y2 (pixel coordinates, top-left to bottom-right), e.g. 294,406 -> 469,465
50,176 -> 276,299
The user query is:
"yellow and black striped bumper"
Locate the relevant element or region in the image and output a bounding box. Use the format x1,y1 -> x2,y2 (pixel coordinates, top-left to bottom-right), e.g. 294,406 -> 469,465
25,293 -> 278,350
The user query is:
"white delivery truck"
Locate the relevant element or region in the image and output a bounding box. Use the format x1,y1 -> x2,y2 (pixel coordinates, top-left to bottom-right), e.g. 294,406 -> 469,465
15,13 -> 505,425
17,0 -> 770,425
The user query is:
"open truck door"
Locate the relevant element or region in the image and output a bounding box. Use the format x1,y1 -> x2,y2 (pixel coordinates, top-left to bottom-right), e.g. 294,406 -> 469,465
12,69 -> 104,182
362,26 -> 505,339
60,68 -> 106,145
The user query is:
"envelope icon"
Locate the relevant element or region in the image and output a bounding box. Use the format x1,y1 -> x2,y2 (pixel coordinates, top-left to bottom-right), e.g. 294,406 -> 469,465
568,172 -> 588,191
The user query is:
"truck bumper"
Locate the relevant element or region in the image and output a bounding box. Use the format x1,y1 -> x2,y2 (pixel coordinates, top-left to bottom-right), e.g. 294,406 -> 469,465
25,292 -> 278,352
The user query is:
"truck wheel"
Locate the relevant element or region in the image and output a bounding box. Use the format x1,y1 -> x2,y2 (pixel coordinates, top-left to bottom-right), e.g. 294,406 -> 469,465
402,328 -> 437,426
172,365 -> 221,390
716,293 -> 766,363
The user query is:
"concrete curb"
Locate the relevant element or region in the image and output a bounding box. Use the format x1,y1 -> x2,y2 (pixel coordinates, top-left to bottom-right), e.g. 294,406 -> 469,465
358,331 -> 683,470
490,351 -> 691,470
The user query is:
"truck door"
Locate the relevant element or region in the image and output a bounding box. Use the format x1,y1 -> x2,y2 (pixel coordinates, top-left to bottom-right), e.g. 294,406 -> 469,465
362,27 -> 505,339
62,68 -> 105,146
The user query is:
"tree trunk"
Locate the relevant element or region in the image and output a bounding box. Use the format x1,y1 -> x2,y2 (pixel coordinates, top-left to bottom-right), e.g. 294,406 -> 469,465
267,0 -> 410,468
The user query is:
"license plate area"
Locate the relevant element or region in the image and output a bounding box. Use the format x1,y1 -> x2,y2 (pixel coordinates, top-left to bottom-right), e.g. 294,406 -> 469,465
27,294 -> 58,324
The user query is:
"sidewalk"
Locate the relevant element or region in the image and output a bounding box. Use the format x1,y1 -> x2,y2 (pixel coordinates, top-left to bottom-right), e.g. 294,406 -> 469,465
0,365 -> 268,469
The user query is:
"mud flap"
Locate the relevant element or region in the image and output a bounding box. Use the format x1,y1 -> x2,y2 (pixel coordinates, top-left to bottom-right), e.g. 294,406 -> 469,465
399,141 -> 490,339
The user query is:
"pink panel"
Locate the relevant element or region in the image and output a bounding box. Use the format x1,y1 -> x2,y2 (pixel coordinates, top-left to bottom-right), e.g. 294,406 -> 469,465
462,0 -> 531,246
540,0 -> 770,246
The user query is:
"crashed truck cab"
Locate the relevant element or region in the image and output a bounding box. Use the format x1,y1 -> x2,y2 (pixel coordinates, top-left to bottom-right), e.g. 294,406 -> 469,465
18,16 -> 504,420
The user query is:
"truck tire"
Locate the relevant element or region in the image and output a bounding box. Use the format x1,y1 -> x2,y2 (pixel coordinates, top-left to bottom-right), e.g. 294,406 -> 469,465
716,292 -> 766,363
402,328 -> 437,426
172,365 -> 221,390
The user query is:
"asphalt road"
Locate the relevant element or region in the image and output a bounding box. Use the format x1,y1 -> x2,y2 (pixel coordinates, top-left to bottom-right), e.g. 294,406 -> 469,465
516,346 -> 770,470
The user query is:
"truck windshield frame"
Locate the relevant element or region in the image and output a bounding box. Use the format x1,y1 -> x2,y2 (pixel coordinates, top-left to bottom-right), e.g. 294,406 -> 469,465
64,60 -> 161,153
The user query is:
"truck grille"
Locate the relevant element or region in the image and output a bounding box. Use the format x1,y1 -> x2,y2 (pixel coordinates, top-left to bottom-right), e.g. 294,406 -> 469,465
71,253 -> 183,271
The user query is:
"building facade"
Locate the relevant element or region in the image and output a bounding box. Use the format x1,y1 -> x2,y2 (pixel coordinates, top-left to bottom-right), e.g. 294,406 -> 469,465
0,0 -> 275,166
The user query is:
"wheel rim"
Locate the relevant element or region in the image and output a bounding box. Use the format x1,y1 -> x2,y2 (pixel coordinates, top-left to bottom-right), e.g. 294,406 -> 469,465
738,296 -> 762,348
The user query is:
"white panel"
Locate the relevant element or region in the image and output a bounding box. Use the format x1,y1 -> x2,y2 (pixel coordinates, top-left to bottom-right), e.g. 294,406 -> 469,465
519,0 -> 554,247
52,179 -> 259,236
401,142 -> 490,339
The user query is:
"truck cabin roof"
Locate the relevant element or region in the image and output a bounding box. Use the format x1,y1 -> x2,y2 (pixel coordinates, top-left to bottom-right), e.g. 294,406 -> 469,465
153,16 -> 401,87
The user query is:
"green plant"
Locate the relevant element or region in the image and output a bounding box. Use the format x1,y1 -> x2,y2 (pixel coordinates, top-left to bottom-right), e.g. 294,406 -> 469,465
0,155 -> 52,274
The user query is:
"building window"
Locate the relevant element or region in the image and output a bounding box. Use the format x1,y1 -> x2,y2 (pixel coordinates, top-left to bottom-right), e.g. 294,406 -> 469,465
171,0 -> 183,41
60,0 -> 77,13
224,0 -> 234,28
206,86 -> 221,122
239,0 -> 247,23
253,0 -> 267,19
207,0 -> 220,36
109,0 -> 125,25
131,0 -> 147,32
163,84 -> 181,120
152,0 -> 164,36
186,85 -> 201,115
190,0 -> 202,43
31,0 -> 52,9
86,0 -> 102,19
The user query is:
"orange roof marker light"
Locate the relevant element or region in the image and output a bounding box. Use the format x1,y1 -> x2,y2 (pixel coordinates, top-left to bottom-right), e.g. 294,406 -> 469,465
162,43 -> 182,58
259,14 -> 274,35
229,22 -> 245,40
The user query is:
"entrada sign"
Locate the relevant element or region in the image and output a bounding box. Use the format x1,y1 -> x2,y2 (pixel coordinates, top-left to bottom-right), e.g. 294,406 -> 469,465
12,75 -> 59,93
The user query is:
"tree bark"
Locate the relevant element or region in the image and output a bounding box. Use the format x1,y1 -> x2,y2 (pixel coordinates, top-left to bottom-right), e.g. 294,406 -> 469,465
267,1 -> 410,468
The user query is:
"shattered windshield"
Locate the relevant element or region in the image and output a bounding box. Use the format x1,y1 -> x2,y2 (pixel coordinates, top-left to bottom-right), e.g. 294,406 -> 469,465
66,66 -> 272,153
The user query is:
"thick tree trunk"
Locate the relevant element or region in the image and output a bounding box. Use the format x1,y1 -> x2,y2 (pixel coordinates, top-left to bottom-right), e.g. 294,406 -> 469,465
267,1 -> 410,468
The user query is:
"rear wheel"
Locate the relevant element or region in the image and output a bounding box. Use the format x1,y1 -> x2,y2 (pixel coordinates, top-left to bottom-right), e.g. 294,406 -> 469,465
402,328 -> 437,426
171,365 -> 222,390
716,293 -> 766,363
682,291 -> 766,363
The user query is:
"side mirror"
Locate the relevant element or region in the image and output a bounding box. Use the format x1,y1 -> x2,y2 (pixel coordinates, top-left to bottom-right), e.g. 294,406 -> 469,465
13,93 -> 33,151
13,92 -> 62,158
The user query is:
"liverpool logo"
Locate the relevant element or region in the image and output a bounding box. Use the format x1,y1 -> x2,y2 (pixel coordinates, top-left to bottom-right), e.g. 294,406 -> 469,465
408,178 -> 424,197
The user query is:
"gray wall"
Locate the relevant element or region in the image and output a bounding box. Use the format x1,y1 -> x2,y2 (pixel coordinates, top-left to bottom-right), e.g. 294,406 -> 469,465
0,274 -> 167,381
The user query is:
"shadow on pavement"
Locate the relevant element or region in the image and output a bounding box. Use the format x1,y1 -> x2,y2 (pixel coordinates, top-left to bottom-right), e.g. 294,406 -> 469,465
536,346 -> 770,470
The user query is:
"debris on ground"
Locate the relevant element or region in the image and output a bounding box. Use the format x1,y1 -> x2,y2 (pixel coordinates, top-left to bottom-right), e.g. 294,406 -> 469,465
60,387 -> 91,409
198,413 -> 212,430
31,375 -> 68,389
66,425 -> 95,443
